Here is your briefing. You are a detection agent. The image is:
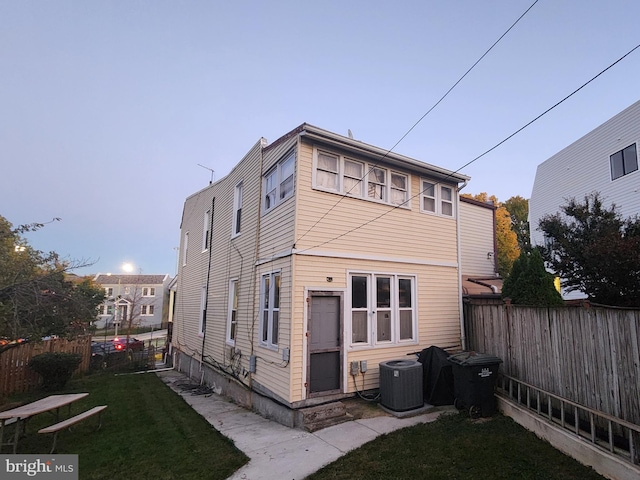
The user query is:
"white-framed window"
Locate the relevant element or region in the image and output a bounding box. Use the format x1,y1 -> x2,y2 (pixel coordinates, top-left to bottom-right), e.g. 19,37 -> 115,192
142,287 -> 155,297
183,232 -> 189,266
105,287 -> 113,297
226,279 -> 238,344
124,286 -> 130,295
420,180 -> 456,218
367,167 -> 387,202
610,143 -> 638,180
198,286 -> 206,336
259,272 -> 280,348
264,152 -> 295,212
232,182 -> 243,237
99,304 -> 114,316
348,272 -> 416,347
202,210 -> 210,251
313,148 -> 410,207
141,305 -> 155,316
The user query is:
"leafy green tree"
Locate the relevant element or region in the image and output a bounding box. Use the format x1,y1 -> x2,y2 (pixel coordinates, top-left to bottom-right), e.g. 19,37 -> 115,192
537,193 -> 640,307
502,249 -> 563,306
504,196 -> 530,251
0,214 -> 104,342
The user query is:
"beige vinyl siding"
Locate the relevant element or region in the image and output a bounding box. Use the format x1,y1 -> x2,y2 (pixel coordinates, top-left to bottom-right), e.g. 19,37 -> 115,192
174,140 -> 263,382
252,258 -> 292,402
459,200 -> 496,277
295,142 -> 458,263
259,136 -> 298,261
292,255 -> 461,398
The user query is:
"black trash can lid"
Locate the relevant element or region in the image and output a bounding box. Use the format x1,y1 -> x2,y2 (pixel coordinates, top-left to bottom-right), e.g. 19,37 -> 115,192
448,351 -> 502,366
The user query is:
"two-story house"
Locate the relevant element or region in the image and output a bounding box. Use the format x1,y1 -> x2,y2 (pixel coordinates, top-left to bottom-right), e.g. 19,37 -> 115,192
172,123 -> 494,425
529,99 -> 640,297
94,274 -> 171,330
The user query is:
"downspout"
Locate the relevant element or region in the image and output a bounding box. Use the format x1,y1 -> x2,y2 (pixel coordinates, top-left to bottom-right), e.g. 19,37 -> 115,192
249,139 -> 268,392
201,197 -> 215,367
456,180 -> 469,351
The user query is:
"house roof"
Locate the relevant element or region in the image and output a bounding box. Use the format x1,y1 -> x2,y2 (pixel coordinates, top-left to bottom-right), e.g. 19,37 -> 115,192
462,275 -> 502,297
93,274 -> 169,285
296,123 -> 470,184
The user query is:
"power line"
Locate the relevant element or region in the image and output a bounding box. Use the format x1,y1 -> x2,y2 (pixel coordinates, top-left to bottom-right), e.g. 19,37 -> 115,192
296,41 -> 640,254
294,0 -> 540,246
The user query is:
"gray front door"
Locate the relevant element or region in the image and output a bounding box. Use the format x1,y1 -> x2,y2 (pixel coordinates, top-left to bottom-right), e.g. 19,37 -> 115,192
308,293 -> 342,395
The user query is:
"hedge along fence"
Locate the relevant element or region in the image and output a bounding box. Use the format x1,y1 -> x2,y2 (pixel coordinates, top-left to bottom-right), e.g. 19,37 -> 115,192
463,301 -> 640,426
0,336 -> 92,398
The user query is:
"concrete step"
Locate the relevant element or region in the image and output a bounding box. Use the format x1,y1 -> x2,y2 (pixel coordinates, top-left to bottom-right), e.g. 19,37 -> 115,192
299,401 -> 352,432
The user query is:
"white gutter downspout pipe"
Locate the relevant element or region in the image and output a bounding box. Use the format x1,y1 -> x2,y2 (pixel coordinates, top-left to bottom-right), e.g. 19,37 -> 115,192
456,180 -> 469,351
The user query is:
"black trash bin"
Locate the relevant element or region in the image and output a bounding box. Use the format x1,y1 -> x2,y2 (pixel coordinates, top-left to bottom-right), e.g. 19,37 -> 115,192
448,351 -> 502,418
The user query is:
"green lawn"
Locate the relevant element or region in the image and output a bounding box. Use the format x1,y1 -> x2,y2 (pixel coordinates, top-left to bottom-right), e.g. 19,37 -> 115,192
4,372 -> 608,480
4,372 -> 248,480
308,412 -> 606,480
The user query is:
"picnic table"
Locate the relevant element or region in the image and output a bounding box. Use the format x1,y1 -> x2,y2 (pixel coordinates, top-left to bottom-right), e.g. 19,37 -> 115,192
0,393 -> 88,453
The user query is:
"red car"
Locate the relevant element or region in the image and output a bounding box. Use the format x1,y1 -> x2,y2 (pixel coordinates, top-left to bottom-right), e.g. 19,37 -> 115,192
112,337 -> 144,352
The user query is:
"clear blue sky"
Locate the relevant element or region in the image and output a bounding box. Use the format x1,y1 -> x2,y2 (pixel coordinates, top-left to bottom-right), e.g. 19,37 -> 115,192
2,1 -> 639,276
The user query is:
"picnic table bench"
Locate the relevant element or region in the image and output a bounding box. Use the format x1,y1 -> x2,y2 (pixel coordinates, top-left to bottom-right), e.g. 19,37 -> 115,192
39,405 -> 107,453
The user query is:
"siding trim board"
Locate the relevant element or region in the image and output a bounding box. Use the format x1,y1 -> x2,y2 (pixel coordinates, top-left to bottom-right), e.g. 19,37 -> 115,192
293,249 -> 458,268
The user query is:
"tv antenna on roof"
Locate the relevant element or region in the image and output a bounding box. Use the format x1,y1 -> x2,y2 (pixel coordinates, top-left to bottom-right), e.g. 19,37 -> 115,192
197,164 -> 216,184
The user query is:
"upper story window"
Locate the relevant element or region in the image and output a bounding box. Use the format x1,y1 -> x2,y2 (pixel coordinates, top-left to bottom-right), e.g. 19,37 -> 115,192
105,287 -> 113,297
610,143 -> 638,180
313,148 -> 409,207
420,180 -> 455,218
264,152 -> 295,212
202,210 -> 210,251
142,287 -> 155,297
182,232 -> 189,267
233,183 -> 243,236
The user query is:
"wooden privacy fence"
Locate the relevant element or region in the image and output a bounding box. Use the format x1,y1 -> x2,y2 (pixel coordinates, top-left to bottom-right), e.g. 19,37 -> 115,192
0,337 -> 92,398
464,302 -> 640,426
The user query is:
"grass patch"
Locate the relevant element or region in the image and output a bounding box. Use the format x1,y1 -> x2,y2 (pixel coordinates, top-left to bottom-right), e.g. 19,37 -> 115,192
308,412 -> 605,480
4,372 -> 248,479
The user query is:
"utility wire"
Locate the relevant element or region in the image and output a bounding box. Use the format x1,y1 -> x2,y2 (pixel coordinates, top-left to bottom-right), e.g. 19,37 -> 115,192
296,42 -> 640,255
294,0 -> 540,246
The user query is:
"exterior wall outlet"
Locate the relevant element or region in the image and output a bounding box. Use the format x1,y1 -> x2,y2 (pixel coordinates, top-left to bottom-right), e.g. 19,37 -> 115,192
282,348 -> 290,362
350,361 -> 359,376
249,355 -> 257,373
360,360 -> 367,373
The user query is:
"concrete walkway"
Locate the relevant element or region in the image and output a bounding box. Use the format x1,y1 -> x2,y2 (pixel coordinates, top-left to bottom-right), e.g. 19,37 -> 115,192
157,370 -> 452,480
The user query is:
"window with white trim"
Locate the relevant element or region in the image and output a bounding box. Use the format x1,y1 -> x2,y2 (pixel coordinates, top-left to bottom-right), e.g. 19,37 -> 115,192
313,148 -> 409,206
198,286 -> 206,336
183,232 -> 189,266
232,183 -> 243,236
105,287 -> 113,297
202,210 -> 210,251
142,287 -> 155,297
420,180 -> 456,218
141,305 -> 155,316
610,143 -> 638,180
348,273 -> 416,347
260,272 -> 280,348
99,304 -> 114,316
227,279 -> 238,343
264,152 -> 295,212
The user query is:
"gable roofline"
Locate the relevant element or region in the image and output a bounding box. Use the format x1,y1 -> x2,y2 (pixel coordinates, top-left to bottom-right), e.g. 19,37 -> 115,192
298,123 -> 470,184
460,195 -> 497,210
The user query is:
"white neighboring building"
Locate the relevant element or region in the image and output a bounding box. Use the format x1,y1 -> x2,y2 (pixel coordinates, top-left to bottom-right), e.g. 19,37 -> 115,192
94,274 -> 172,329
529,99 -> 640,297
